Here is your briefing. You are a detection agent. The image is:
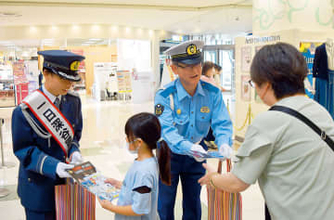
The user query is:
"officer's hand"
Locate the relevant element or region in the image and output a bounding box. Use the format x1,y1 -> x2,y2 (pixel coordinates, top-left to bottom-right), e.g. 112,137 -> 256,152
219,143 -> 233,159
56,162 -> 74,178
191,144 -> 207,162
70,151 -> 83,165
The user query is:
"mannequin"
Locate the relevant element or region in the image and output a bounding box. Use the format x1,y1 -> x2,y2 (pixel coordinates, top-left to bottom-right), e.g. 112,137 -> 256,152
312,38 -> 334,119
325,38 -> 334,70
326,38 -> 334,119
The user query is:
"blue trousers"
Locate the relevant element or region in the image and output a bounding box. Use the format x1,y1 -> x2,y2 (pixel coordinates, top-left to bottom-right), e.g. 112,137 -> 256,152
158,152 -> 206,220
25,208 -> 55,220
328,70 -> 334,119
314,77 -> 329,110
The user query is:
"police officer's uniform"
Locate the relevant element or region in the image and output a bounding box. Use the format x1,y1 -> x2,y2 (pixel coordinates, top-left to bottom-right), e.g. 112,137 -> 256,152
155,41 -> 233,220
11,50 -> 84,220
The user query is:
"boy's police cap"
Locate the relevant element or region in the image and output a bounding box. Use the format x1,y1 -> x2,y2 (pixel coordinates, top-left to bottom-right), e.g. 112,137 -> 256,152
38,50 -> 85,82
165,40 -> 204,65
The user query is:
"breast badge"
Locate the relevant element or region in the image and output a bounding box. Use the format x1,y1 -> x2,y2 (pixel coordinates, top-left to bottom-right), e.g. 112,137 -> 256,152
200,106 -> 210,113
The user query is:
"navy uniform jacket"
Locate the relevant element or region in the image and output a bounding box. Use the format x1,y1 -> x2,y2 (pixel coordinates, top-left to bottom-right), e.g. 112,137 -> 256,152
313,43 -> 329,80
155,79 -> 233,155
11,88 -> 83,212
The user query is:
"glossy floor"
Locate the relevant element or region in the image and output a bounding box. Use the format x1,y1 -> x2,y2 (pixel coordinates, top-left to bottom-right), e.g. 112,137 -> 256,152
0,94 -> 264,219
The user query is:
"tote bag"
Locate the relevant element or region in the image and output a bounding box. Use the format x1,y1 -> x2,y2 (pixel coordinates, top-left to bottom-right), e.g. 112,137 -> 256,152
207,159 -> 242,220
55,183 -> 96,220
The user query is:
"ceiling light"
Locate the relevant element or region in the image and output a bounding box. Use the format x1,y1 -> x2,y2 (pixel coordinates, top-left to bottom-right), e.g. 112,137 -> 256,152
0,12 -> 22,18
30,26 -> 37,32
92,25 -> 100,31
72,25 -> 79,30
89,38 -> 101,41
111,26 -> 118,32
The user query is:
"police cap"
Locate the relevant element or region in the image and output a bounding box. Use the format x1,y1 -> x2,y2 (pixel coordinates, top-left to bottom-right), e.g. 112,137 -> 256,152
165,40 -> 204,65
38,50 -> 85,82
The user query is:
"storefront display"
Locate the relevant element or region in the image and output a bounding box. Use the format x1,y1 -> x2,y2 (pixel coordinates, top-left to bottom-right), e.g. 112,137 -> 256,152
0,64 -> 15,107
299,42 -> 322,99
13,61 -> 29,105
71,49 -> 86,91
117,70 -> 132,100
93,62 -> 118,101
312,39 -> 334,119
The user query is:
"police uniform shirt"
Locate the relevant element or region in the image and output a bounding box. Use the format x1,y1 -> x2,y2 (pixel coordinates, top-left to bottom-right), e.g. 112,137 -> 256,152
232,95 -> 334,219
42,85 -> 61,105
155,78 -> 233,155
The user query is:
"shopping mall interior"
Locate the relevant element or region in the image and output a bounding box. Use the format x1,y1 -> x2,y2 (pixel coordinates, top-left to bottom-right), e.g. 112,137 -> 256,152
0,0 -> 334,219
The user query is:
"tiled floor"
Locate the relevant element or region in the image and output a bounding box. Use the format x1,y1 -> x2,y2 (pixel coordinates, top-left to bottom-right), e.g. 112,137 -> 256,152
0,93 -> 264,219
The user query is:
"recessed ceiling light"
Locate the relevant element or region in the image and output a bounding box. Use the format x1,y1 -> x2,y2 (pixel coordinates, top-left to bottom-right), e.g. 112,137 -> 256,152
0,12 -> 22,17
89,38 -> 101,41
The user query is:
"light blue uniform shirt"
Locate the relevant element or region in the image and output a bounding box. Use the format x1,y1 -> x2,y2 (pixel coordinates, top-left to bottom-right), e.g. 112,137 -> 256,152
115,157 -> 159,220
155,79 -> 233,155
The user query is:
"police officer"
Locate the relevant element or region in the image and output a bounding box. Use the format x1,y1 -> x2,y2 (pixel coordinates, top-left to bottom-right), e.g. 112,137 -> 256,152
155,40 -> 233,220
12,50 -> 85,220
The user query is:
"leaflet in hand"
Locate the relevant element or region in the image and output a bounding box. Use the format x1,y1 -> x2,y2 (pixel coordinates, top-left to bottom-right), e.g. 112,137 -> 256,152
66,161 -> 96,181
81,172 -> 120,202
66,162 -> 120,201
191,150 -> 225,159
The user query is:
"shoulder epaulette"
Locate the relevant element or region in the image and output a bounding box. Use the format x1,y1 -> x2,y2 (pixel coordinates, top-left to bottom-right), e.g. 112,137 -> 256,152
157,81 -> 176,98
200,80 -> 220,93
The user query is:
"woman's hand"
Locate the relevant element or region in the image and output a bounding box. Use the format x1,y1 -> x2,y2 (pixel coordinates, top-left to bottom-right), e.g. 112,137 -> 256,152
98,197 -> 115,211
105,178 -> 122,189
198,163 -> 218,186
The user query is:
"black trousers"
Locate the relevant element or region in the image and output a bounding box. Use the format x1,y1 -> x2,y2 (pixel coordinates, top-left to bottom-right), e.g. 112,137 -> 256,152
265,203 -> 271,220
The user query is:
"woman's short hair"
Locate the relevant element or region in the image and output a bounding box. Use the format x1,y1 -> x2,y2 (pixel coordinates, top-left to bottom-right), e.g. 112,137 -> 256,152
202,61 -> 215,75
250,42 -> 308,99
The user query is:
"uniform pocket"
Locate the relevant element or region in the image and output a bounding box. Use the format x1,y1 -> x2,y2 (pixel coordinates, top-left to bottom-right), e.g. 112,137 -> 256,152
196,112 -> 211,134
174,114 -> 189,135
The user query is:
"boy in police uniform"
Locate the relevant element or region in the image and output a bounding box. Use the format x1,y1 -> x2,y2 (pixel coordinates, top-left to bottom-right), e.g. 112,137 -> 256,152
155,40 -> 233,220
12,50 -> 84,220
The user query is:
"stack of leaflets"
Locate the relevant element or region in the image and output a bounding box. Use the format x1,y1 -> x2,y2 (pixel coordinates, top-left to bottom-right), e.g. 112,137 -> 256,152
190,150 -> 225,159
66,161 -> 120,201
204,151 -> 225,159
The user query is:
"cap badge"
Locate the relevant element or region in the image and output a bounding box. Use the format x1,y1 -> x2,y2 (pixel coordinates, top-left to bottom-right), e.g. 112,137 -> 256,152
70,61 -> 80,71
186,44 -> 197,55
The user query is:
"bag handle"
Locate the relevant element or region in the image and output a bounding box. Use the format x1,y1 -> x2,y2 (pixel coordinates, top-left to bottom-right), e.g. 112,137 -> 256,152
217,159 -> 231,174
270,105 -> 334,152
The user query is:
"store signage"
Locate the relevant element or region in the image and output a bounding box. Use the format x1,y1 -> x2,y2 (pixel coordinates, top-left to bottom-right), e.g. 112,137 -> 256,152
245,35 -> 280,44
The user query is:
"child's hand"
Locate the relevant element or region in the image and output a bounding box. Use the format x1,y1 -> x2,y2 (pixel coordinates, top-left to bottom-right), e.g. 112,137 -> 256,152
98,197 -> 115,211
105,178 -> 122,189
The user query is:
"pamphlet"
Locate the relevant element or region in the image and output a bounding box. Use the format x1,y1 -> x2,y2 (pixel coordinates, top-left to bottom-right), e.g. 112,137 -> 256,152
190,150 -> 225,159
81,172 -> 120,201
66,161 -> 96,181
66,162 -> 120,201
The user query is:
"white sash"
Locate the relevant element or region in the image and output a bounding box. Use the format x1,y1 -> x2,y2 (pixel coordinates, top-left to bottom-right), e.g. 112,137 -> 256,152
22,90 -> 74,157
